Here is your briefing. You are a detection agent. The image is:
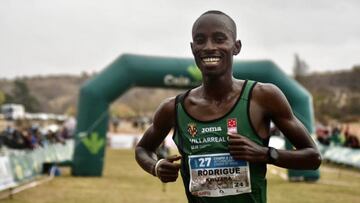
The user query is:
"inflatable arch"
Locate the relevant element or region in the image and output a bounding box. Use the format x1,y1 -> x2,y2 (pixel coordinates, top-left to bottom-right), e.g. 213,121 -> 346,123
72,54 -> 319,181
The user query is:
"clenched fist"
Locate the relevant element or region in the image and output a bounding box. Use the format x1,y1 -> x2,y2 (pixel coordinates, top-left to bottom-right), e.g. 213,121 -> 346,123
155,155 -> 182,183
228,133 -> 268,163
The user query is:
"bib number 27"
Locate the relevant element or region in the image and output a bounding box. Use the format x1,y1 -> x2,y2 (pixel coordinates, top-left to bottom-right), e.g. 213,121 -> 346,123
198,157 -> 211,167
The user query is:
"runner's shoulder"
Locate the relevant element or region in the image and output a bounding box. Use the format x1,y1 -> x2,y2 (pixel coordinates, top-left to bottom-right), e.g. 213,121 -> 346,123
152,96 -> 177,127
252,82 -> 281,95
156,96 -> 176,116
252,82 -> 289,114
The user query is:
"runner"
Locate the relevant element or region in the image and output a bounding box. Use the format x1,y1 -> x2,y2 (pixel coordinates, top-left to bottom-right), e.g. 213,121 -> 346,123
135,10 -> 321,203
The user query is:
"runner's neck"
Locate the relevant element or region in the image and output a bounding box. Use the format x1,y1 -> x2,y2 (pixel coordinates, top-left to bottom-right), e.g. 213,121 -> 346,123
202,76 -> 236,102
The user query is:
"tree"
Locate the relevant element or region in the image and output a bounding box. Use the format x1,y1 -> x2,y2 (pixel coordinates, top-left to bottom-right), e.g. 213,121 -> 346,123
10,80 -> 40,112
293,53 -> 309,80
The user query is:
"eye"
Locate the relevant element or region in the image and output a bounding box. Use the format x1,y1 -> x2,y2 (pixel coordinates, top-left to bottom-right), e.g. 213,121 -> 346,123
214,37 -> 225,43
193,35 -> 205,44
213,33 -> 227,43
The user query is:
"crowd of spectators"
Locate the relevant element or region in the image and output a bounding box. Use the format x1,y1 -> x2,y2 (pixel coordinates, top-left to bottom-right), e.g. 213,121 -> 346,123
316,124 -> 360,149
0,124 -> 73,150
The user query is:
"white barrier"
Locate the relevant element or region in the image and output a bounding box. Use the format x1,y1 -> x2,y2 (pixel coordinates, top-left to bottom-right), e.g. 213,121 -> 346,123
107,133 -> 177,149
107,134 -> 139,149
322,145 -> 360,168
0,156 -> 16,191
0,140 -> 74,192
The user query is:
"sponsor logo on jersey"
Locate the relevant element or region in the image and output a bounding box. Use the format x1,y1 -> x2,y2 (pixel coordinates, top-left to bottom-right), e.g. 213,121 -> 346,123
201,126 -> 222,134
187,123 -> 198,137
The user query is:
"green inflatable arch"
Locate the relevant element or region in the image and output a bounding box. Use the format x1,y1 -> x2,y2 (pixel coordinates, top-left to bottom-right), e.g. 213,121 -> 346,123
72,54 -> 319,181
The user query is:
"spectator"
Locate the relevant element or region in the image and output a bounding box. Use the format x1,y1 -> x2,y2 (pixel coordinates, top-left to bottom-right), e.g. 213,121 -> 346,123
2,128 -> 28,149
1,122 -> 72,150
330,125 -> 342,146
46,129 -> 65,145
59,126 -> 71,139
316,125 -> 330,145
111,115 -> 121,133
21,129 -> 33,149
344,126 -> 360,149
63,116 -> 76,138
28,126 -> 41,148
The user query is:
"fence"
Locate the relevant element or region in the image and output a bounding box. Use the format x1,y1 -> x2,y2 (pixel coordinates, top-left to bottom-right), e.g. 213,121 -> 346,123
0,140 -> 73,192
318,143 -> 360,168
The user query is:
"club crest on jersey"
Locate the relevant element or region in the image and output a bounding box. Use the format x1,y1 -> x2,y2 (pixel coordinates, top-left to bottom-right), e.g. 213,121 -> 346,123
187,123 -> 198,137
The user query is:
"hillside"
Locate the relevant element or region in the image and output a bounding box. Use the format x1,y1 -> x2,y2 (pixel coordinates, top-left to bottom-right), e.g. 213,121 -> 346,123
0,74 -> 89,114
297,68 -> 360,122
0,74 -> 182,116
0,68 -> 359,122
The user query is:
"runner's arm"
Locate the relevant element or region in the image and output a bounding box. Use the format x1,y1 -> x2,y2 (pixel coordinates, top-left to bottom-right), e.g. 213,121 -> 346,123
229,83 -> 321,169
262,84 -> 322,169
135,97 -> 181,181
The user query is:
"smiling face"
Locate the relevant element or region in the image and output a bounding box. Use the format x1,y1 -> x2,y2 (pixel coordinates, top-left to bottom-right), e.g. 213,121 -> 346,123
191,13 -> 241,77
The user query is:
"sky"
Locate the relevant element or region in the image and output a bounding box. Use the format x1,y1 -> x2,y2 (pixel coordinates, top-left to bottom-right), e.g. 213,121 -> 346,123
1,0 -> 360,78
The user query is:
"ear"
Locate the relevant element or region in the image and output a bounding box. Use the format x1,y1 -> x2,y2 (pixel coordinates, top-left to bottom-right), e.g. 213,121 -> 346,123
233,40 -> 242,55
190,42 -> 195,55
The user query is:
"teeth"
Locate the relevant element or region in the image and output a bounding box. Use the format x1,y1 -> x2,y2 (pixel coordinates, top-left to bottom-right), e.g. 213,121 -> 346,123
202,57 -> 220,62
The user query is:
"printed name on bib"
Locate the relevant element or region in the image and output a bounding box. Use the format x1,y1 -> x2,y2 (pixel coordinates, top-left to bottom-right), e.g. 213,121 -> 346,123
188,153 -> 251,197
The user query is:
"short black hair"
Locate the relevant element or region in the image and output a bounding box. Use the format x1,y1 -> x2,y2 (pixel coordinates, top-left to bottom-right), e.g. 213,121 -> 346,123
193,10 -> 237,39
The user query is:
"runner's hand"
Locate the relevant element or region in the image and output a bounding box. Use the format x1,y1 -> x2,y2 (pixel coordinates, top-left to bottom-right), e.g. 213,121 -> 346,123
156,155 -> 181,183
228,133 -> 268,163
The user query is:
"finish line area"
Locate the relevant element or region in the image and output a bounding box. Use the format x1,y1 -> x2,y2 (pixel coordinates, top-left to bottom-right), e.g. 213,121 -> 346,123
1,118 -> 359,203
1,147 -> 359,203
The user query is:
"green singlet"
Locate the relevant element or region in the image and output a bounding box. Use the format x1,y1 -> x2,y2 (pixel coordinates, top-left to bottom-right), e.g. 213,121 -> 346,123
173,80 -> 268,203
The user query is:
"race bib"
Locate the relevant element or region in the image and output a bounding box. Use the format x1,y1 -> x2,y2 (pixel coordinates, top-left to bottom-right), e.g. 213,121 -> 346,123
188,153 -> 251,197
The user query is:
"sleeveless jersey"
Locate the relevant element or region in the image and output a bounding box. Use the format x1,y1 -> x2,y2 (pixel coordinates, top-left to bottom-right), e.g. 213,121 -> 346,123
173,80 -> 268,203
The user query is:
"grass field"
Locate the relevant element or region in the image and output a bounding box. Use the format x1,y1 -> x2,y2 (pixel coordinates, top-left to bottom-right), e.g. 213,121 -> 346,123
1,149 -> 360,203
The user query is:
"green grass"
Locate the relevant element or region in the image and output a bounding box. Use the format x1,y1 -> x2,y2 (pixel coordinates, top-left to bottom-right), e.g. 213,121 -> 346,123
1,149 -> 360,203
268,164 -> 360,203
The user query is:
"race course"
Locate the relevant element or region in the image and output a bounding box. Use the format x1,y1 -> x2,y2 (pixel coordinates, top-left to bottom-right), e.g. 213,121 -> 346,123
1,149 -> 360,203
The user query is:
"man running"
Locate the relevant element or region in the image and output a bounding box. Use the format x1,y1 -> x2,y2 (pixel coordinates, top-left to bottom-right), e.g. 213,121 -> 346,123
135,10 -> 321,203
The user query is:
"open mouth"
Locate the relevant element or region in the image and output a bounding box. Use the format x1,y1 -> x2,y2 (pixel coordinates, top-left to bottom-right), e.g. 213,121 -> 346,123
201,57 -> 221,66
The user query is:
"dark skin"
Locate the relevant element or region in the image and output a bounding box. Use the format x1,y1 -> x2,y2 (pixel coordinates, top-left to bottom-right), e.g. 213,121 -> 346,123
135,13 -> 321,183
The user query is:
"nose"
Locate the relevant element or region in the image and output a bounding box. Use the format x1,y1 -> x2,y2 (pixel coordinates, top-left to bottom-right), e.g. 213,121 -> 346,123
203,39 -> 216,51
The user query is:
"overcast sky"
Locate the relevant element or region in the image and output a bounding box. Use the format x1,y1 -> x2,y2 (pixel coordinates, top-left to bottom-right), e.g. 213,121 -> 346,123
1,0 -> 359,78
